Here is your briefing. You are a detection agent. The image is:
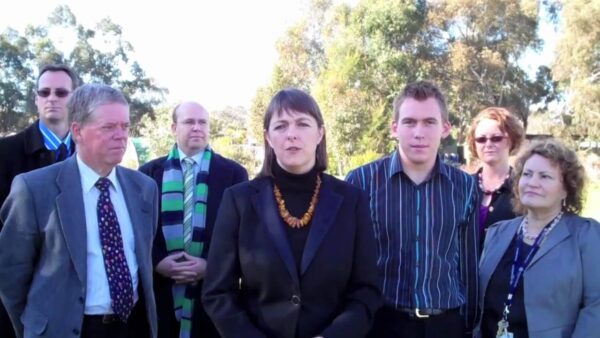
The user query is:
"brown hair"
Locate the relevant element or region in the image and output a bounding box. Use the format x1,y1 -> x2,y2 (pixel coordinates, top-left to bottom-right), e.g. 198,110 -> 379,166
392,81 -> 448,122
37,64 -> 79,90
258,88 -> 328,177
512,139 -> 586,214
467,107 -> 525,160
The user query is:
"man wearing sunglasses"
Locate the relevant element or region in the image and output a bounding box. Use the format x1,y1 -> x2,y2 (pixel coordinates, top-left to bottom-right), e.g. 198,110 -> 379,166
0,64 -> 79,207
0,63 -> 78,338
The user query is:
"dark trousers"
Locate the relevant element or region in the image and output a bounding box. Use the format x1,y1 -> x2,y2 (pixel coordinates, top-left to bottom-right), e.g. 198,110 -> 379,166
368,306 -> 464,338
0,300 -> 16,338
82,300 -> 149,338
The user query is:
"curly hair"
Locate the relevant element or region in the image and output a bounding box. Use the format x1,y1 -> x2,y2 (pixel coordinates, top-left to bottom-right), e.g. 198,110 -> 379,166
512,139 -> 587,214
467,107 -> 525,160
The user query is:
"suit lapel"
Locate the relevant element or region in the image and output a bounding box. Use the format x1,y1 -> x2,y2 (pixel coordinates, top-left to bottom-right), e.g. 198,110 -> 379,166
251,180 -> 300,286
527,216 -> 570,269
117,168 -> 153,263
300,176 -> 342,275
480,218 -> 520,295
56,157 -> 87,284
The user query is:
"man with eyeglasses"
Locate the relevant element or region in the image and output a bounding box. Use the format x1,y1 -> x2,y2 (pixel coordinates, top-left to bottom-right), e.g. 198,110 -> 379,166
139,101 -> 248,338
0,63 -> 79,338
346,81 -> 480,338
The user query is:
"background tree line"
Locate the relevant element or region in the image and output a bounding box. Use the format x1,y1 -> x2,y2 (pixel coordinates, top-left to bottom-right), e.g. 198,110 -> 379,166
249,0 -> 599,176
1,1 -> 598,177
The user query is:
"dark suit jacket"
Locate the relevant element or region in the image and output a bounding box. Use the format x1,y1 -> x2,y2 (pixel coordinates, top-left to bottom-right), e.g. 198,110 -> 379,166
202,174 -> 383,338
0,157 -> 159,338
0,120 -> 75,211
139,151 -> 248,338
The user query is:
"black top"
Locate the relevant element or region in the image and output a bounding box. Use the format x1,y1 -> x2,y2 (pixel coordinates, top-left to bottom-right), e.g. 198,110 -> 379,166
482,235 -> 531,338
474,168 -> 517,249
272,162 -> 319,273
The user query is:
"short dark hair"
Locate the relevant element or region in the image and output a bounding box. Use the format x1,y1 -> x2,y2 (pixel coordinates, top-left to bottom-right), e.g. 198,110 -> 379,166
258,88 -> 328,177
37,64 -> 79,90
512,139 -> 587,214
467,107 -> 525,159
392,81 -> 448,122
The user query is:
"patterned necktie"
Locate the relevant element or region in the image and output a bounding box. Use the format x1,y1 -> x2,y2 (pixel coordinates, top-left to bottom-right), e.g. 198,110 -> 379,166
183,157 -> 195,253
95,177 -> 134,322
56,143 -> 68,162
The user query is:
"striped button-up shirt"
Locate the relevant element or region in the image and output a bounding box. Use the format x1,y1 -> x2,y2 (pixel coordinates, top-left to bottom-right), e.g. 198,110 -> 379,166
346,150 -> 479,327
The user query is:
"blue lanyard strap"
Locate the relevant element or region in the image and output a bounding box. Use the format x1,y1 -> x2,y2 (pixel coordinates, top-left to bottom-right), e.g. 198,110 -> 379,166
502,213 -> 563,320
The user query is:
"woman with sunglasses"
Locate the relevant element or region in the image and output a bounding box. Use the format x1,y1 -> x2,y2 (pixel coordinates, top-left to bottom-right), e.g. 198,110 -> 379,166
466,107 -> 524,249
476,139 -> 600,337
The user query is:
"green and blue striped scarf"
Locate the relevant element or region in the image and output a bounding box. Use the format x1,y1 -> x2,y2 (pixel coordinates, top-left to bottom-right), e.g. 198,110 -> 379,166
161,144 -> 212,338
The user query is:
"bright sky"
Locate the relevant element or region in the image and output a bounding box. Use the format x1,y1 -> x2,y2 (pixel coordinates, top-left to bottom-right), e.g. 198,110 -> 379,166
0,0 -> 318,111
1,0 -> 555,112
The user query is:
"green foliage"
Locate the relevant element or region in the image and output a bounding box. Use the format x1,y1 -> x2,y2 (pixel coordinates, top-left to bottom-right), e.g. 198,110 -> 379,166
250,0 -> 570,176
211,106 -> 261,176
552,0 -> 600,141
131,137 -> 152,166
0,5 -> 166,134
137,105 -> 173,159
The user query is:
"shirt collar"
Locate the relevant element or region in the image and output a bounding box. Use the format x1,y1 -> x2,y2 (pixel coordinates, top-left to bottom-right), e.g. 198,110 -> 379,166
38,119 -> 72,152
387,150 -> 450,181
176,145 -> 209,165
76,154 -> 120,194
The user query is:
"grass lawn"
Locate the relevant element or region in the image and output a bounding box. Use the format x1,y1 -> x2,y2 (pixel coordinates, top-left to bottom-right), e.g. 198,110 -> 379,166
582,182 -> 600,221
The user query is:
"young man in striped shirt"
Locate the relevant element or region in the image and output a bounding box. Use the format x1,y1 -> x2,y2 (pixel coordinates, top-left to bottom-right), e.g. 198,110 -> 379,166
346,81 -> 479,338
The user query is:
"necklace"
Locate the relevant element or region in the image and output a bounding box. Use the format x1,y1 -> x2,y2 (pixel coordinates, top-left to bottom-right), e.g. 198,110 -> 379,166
273,175 -> 322,228
478,169 -> 510,196
520,211 -> 564,243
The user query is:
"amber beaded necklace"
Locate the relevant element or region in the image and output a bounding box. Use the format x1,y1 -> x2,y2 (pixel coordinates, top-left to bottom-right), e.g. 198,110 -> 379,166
273,175 -> 322,228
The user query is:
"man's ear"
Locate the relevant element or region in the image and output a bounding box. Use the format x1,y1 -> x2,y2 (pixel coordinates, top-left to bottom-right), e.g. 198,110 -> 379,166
441,121 -> 451,139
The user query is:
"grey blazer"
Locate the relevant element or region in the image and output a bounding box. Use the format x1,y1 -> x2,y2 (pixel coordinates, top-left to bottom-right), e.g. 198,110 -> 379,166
0,156 -> 159,338
476,214 -> 600,338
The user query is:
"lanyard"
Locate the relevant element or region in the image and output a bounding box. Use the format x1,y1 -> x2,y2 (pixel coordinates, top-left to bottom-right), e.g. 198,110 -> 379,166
501,213 -> 563,321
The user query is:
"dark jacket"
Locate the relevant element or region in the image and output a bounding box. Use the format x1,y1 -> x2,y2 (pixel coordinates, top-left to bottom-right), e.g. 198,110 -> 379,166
0,120 -> 75,212
202,174 -> 383,338
139,151 -> 248,338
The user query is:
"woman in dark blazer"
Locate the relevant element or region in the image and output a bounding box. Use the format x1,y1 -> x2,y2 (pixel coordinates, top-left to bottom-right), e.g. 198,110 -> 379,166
477,139 -> 600,338
202,88 -> 382,338
466,107 -> 524,249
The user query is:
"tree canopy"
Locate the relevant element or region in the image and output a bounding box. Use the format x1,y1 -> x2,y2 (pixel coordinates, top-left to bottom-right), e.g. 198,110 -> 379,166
0,5 -> 166,135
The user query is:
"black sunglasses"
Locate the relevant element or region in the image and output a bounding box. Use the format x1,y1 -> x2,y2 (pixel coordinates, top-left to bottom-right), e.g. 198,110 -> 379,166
36,88 -> 71,98
475,135 -> 506,144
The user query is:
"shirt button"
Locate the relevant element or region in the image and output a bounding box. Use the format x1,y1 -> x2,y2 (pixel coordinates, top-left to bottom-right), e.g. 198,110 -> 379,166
291,295 -> 301,305
73,328 -> 80,335
78,297 -> 84,304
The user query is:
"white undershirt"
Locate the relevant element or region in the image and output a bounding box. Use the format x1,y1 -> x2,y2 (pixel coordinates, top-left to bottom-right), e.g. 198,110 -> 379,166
77,155 -> 139,314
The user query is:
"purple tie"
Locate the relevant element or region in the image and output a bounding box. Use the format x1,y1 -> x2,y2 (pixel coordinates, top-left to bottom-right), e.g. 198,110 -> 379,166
95,177 -> 134,322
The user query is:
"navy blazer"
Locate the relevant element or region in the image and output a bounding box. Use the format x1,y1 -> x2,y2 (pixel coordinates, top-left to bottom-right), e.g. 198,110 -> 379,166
477,214 -> 600,338
202,174 -> 383,338
139,151 -> 248,338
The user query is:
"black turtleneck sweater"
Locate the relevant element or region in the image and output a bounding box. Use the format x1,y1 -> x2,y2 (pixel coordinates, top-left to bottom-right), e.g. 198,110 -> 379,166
272,162 -> 319,272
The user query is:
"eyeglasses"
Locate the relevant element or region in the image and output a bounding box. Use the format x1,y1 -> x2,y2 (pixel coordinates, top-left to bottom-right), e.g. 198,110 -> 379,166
475,135 -> 506,144
36,88 -> 71,98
